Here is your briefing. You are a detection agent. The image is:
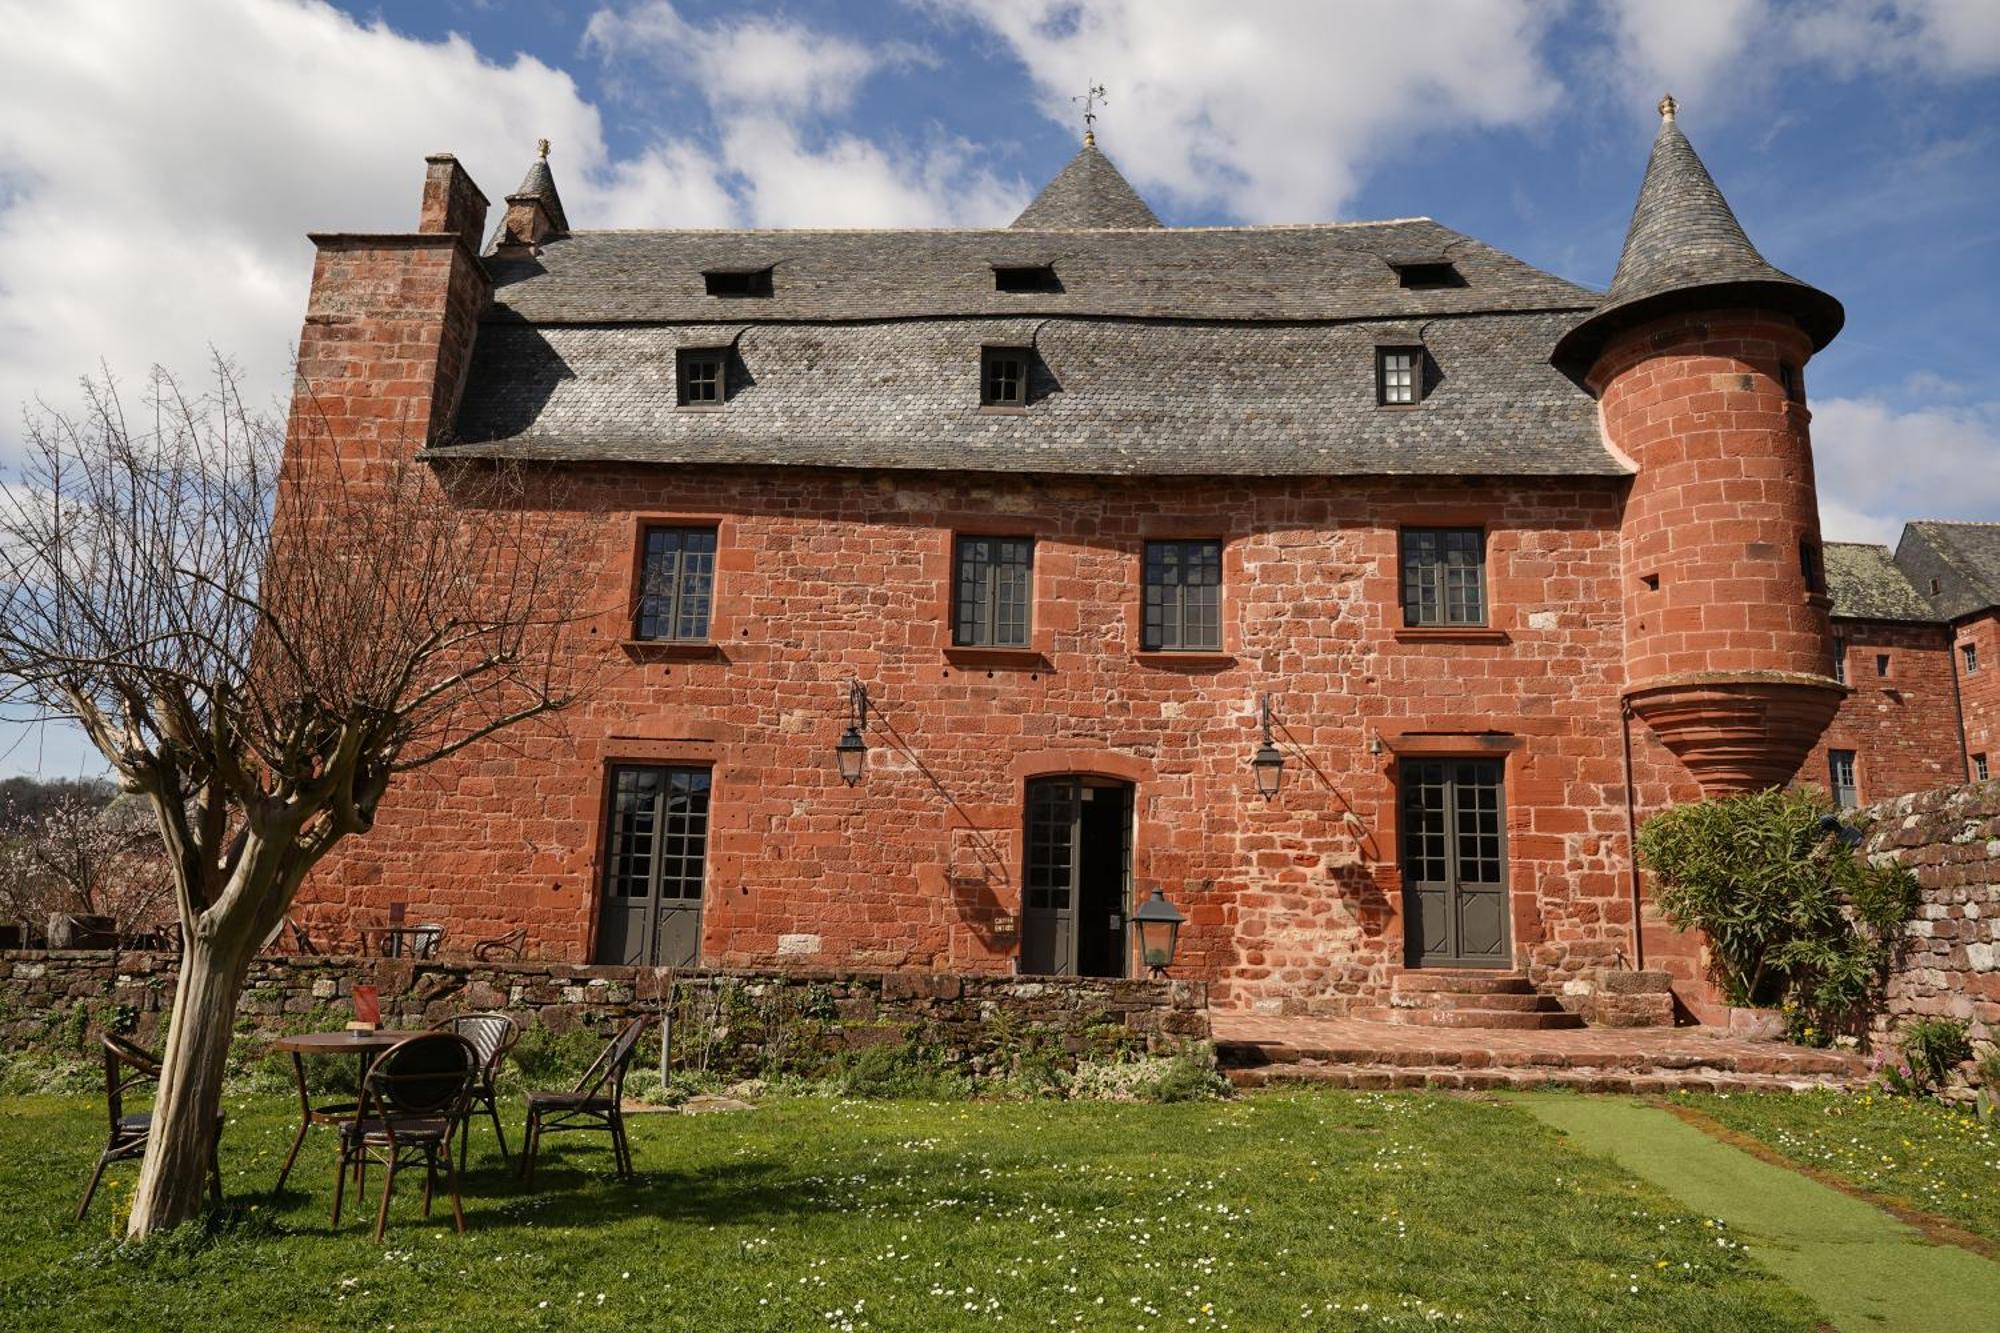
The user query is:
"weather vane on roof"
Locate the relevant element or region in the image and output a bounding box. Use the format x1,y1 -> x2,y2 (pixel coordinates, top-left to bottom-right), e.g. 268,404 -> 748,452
1072,82 -> 1106,146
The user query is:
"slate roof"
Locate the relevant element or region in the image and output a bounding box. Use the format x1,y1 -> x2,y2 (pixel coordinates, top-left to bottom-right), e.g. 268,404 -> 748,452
1824,542 -> 1938,623
513,154 -> 569,233
445,312 -> 1620,476
1011,141 -> 1163,229
1552,101 -> 1842,375
1896,522 -> 2000,620
439,142 -> 1623,478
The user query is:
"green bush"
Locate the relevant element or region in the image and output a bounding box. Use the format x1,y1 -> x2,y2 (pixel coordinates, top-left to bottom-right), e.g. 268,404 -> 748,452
1638,787 -> 1917,1039
1897,1017 -> 1973,1093
1065,1048 -> 1229,1103
830,1039 -> 970,1100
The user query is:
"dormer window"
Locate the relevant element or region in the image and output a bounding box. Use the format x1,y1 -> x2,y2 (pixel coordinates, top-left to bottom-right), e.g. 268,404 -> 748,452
702,267 -> 772,298
981,346 -> 1031,408
677,348 -> 727,407
1377,346 -> 1423,406
993,264 -> 1060,293
1393,260 -> 1463,290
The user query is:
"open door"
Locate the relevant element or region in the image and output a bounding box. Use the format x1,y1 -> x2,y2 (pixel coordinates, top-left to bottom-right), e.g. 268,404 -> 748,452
1021,776 -> 1132,977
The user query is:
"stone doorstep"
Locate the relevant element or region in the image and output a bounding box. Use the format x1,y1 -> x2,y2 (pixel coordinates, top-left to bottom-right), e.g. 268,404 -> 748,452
1226,1064 -> 1857,1095
1389,971 -> 1537,995
1352,1005 -> 1588,1031
1388,990 -> 1566,1012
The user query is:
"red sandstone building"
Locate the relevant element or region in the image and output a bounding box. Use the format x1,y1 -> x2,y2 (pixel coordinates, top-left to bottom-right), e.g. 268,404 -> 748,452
287,101 -> 1990,1020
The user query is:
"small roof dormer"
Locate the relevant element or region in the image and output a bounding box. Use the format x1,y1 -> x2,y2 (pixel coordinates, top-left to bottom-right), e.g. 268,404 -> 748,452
1010,135 -> 1163,230
1552,96 -> 1843,377
493,138 -> 569,253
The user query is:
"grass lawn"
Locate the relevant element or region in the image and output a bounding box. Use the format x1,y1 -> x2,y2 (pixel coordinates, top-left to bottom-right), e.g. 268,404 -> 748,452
1673,1088 -> 2000,1245
0,1089 -> 1825,1333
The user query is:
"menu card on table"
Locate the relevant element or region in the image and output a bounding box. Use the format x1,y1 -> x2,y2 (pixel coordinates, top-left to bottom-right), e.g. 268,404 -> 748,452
349,985 -> 381,1032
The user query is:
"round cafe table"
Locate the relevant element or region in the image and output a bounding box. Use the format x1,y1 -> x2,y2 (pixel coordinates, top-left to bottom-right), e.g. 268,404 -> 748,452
270,1029 -> 423,1193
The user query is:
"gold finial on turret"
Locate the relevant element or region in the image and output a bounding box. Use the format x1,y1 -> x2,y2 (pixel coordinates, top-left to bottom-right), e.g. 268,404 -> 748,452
1658,93 -> 1677,123
537,137 -> 551,160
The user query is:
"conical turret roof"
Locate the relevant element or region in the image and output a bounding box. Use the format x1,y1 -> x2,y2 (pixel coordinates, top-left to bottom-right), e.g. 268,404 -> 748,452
512,140 -> 569,233
1011,137 -> 1162,230
1552,98 -> 1841,376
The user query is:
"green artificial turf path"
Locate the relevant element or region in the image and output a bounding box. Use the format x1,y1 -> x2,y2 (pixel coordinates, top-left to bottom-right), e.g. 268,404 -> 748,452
1518,1093 -> 2000,1332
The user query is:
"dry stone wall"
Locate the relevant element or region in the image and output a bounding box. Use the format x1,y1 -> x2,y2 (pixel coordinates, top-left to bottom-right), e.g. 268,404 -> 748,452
1862,781 -> 2000,1039
0,950 -> 1208,1079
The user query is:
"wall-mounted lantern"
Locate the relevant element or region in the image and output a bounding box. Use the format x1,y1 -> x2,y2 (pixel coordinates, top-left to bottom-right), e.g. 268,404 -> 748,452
1251,693 -> 1285,799
834,679 -> 870,786
1132,887 -> 1186,977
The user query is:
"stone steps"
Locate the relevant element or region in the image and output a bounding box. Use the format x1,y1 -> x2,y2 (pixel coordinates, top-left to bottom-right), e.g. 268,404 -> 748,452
1214,1038 -> 1859,1079
1225,1062 -> 1852,1096
1381,969 -> 1586,1030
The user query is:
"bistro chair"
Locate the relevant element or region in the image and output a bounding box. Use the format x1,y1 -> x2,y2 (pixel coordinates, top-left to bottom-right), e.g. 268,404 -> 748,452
331,1032 -> 478,1242
472,926 -> 528,962
519,1015 -> 652,1184
431,1012 -> 520,1170
77,1034 -> 224,1220
410,924 -> 445,959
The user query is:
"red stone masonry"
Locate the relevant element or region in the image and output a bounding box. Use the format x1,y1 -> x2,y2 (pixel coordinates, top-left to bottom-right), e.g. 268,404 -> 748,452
1956,610 -> 2000,779
1799,618 -> 1966,803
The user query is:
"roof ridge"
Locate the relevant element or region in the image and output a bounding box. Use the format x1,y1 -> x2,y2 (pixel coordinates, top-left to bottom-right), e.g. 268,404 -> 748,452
552,218 -> 1442,237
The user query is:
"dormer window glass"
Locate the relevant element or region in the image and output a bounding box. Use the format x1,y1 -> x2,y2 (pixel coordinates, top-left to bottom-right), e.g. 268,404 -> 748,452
1377,347 -> 1422,405
993,264 -> 1060,293
677,348 -> 727,407
981,346 -> 1031,408
703,268 -> 772,298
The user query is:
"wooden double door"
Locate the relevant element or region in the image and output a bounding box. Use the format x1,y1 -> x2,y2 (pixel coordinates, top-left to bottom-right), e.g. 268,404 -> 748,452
1021,776 -> 1133,978
1400,758 -> 1511,968
594,764 -> 710,968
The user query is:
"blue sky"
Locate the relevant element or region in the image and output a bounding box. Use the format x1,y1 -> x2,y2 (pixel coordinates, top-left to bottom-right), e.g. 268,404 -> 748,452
1,0 -> 1997,777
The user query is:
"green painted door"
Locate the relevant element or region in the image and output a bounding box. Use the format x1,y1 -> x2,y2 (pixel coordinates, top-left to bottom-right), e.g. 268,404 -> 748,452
1400,758 -> 1509,967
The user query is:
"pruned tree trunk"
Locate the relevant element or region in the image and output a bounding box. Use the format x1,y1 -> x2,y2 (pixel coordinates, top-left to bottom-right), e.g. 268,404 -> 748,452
127,929 -> 253,1229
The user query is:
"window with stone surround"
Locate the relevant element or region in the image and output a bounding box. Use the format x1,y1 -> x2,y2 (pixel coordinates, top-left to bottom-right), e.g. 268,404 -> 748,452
1963,641 -> 1980,675
634,525 -> 717,642
1975,753 -> 1990,782
1142,539 -> 1222,652
1876,653 -> 1891,678
676,348 -> 727,407
1401,528 -> 1487,627
1828,749 -> 1859,810
1832,636 -> 1847,685
954,536 -> 1033,648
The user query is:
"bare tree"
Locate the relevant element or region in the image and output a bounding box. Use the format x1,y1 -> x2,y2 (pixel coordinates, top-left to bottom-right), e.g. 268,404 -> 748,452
0,788 -> 169,929
0,359 -> 586,1237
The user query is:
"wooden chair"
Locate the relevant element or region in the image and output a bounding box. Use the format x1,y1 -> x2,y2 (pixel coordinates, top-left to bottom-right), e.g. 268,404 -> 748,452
77,1034 -> 224,1220
431,1012 -> 520,1170
519,1016 -> 651,1183
472,927 -> 528,963
332,1032 -> 478,1242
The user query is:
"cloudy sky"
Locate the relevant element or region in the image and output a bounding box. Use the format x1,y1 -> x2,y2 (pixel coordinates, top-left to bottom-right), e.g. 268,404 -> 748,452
2,0 -> 1997,776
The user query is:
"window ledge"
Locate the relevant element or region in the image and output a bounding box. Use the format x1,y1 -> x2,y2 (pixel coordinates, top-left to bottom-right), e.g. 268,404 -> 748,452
977,405 -> 1029,416
944,646 -> 1049,670
1135,651 -> 1236,669
1393,627 -> 1510,644
619,639 -> 723,661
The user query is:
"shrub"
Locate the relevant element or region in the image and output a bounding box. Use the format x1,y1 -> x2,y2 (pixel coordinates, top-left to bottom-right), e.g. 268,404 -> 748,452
1897,1017 -> 1973,1094
830,1039 -> 970,1100
1638,787 -> 1917,1039
1065,1048 -> 1229,1103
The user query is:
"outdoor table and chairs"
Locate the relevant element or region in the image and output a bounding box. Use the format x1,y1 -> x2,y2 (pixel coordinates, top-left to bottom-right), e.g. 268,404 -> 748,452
364,923 -> 444,958
433,1011 -> 520,1170
78,1033 -> 224,1219
520,1015 -> 652,1183
271,1028 -> 424,1192
330,1031 -> 480,1241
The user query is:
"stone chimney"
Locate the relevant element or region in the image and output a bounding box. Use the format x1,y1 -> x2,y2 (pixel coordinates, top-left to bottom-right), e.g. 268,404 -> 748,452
420,153 -> 489,254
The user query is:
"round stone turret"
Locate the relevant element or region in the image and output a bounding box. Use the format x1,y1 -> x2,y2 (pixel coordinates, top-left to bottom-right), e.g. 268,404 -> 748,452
1564,101 -> 1846,793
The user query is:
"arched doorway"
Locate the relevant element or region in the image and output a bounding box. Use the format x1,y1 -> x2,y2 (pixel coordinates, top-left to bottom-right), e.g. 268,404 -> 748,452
1021,775 -> 1133,977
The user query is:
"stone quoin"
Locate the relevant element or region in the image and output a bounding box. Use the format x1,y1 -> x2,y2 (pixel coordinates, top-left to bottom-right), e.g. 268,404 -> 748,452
281,103 -> 1995,1024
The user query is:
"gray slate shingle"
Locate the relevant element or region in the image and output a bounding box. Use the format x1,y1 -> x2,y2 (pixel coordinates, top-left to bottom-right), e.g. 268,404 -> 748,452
1010,142 -> 1163,229
1825,542 -> 1938,622
1896,522 -> 2000,620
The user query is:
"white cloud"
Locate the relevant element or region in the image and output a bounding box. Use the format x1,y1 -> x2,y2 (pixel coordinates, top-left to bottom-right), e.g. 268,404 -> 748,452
1598,0 -> 1767,114
1812,395 -> 2000,543
928,0 -> 1563,223
1792,0 -> 2000,79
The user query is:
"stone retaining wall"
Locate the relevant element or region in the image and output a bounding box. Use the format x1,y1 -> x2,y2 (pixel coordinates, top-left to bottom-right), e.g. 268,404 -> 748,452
0,950 -> 1209,1078
1861,781 -> 2000,1041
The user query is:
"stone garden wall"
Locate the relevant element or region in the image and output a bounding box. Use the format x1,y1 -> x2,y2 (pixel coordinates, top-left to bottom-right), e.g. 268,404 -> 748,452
0,951 -> 1209,1079
1862,781 -> 2000,1040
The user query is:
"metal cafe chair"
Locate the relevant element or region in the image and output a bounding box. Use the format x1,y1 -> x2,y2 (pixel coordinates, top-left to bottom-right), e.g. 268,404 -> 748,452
519,1015 -> 652,1183
430,1012 -> 521,1170
331,1032 -> 479,1242
77,1034 -> 224,1220
471,926 -> 528,962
